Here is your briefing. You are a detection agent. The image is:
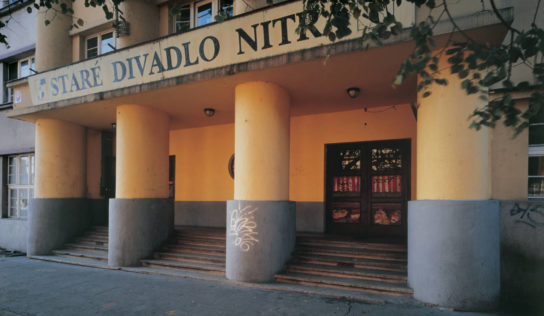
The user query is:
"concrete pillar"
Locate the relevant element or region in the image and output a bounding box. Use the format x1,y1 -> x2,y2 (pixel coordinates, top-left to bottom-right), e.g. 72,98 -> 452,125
35,4 -> 72,72
108,104 -> 173,267
28,119 -> 89,255
408,53 -> 500,311
116,0 -> 159,49
226,81 -> 295,282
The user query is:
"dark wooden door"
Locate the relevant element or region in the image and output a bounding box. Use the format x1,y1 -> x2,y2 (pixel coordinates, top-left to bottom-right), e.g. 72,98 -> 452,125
325,139 -> 411,237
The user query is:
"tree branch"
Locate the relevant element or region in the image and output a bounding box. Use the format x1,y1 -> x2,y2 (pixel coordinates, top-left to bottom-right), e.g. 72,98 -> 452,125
489,0 -> 520,34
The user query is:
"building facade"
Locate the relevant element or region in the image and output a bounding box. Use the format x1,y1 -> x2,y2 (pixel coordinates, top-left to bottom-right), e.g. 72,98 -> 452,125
1,0 -> 543,312
0,0 -> 36,252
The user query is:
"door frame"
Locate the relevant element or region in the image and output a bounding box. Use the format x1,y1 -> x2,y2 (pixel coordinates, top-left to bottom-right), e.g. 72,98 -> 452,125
324,138 -> 411,238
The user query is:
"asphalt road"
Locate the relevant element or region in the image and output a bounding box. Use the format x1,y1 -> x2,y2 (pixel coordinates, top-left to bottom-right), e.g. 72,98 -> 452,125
0,256 -> 506,316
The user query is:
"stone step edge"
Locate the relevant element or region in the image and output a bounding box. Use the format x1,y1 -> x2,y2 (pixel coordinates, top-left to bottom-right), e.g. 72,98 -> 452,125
275,275 -> 413,297
29,256 -> 417,306
285,265 -> 407,284
275,273 -> 413,295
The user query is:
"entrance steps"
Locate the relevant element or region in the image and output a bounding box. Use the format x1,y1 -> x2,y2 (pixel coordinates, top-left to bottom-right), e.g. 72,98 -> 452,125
30,225 -> 111,269
30,226 -> 415,304
274,234 -> 413,298
140,226 -> 225,276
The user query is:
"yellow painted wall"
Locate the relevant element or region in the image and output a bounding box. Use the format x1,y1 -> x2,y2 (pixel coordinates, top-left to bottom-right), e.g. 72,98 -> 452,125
35,119 -> 86,198
159,4 -> 169,37
170,124 -> 235,201
490,101 -> 529,199
170,105 -> 417,202
86,129 -> 102,199
117,0 -> 159,49
116,104 -> 170,198
290,106 -> 417,202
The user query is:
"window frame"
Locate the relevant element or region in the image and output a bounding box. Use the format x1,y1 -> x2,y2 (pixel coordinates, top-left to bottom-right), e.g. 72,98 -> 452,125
18,56 -> 35,78
172,0 -> 233,34
85,30 -> 116,59
6,153 -> 35,219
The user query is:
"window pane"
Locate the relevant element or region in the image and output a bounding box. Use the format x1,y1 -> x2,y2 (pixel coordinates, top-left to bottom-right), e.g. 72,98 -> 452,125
7,62 -> 17,80
529,177 -> 544,198
529,125 -> 544,145
9,189 -> 17,217
529,156 -> 544,176
371,147 -> 402,172
331,202 -> 360,223
196,2 -> 212,27
101,32 -> 115,54
338,149 -> 360,171
174,5 -> 191,33
8,156 -> 16,184
372,203 -> 402,225
19,156 -> 29,185
220,0 -> 233,18
31,58 -> 35,75
87,37 -> 98,58
30,155 -> 35,185
20,60 -> 29,77
19,189 -> 29,214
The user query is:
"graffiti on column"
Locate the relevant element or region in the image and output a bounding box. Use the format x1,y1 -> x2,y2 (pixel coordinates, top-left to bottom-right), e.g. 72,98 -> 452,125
230,203 -> 259,252
510,203 -> 544,229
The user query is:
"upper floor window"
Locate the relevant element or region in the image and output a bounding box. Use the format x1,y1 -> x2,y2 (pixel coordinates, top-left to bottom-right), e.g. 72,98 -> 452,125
0,0 -> 19,9
173,0 -> 233,34
529,107 -> 544,199
3,55 -> 35,104
86,31 -> 115,59
7,153 -> 34,218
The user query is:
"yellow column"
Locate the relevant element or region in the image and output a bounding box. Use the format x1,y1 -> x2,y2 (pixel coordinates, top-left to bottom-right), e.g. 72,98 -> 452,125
35,119 -> 86,198
35,4 -> 73,72
416,55 -> 489,200
116,104 -> 169,198
234,81 -> 290,200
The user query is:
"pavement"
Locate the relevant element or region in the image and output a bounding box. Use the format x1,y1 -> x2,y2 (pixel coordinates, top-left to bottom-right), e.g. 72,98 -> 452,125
0,256 -> 523,316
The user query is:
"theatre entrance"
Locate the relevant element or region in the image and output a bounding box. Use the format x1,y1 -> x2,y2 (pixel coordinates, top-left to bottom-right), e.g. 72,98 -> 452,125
325,139 -> 411,238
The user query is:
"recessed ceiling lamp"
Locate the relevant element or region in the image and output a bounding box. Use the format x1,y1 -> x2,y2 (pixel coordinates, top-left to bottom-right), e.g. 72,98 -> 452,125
346,87 -> 361,99
204,108 -> 215,117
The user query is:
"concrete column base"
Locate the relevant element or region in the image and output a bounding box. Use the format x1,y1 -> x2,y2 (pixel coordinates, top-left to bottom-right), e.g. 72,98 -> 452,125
226,200 -> 295,282
408,200 -> 500,311
27,198 -> 90,256
108,198 -> 173,267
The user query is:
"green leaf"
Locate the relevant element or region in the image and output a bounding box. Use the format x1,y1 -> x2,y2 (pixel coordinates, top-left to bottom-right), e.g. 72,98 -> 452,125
26,7 -> 32,13
77,18 -> 84,26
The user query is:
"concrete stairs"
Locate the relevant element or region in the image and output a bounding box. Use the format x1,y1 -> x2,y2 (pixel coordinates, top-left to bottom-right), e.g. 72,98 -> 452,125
29,226 -> 415,304
140,226 -> 226,276
30,225 -> 111,269
274,234 -> 413,298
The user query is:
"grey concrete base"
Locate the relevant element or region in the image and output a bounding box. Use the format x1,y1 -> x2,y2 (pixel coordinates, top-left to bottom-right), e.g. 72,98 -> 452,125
108,198 -> 173,267
408,200 -> 500,311
226,200 -> 295,282
295,202 -> 325,233
175,201 -> 226,227
89,198 -> 108,226
0,218 -> 27,252
27,198 -> 90,256
500,200 -> 544,313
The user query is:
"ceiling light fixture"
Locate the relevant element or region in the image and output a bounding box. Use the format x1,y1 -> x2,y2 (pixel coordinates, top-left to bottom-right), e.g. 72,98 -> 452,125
204,108 -> 216,117
346,87 -> 361,99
